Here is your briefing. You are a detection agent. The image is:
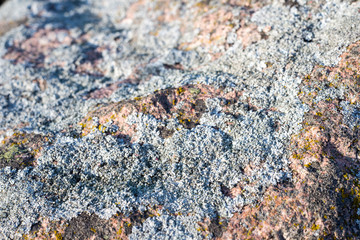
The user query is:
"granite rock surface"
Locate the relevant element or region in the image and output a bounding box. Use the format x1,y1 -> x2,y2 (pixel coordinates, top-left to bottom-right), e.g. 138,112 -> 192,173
0,0 -> 359,239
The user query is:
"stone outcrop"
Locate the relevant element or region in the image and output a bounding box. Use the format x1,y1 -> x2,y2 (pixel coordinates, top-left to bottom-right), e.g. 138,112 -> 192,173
0,0 -> 359,239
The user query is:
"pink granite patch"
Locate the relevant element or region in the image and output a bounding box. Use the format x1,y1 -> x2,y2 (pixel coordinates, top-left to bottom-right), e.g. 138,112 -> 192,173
81,84 -> 242,141
123,0 -> 272,61
3,27 -> 107,75
24,206 -> 164,240
3,28 -> 73,67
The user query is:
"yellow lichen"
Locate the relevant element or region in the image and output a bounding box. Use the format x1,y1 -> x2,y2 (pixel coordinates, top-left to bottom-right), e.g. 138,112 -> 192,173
311,224 -> 319,231
176,87 -> 185,95
265,62 -> 273,68
117,227 -> 122,235
54,230 -> 62,240
292,153 -> 303,160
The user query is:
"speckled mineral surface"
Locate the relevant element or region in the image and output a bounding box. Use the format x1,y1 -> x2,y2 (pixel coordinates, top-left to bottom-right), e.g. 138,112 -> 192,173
0,0 -> 360,239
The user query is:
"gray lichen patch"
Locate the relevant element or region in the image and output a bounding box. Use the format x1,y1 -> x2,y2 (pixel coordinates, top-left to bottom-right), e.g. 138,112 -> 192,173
0,95 -> 294,238
0,113 -> 289,238
130,213 -> 203,240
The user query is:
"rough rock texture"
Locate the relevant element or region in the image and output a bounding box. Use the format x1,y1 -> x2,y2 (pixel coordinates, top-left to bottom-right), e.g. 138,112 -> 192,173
0,0 -> 359,239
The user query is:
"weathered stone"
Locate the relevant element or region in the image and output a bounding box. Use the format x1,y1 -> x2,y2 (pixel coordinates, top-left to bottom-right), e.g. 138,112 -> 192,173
0,0 -> 360,239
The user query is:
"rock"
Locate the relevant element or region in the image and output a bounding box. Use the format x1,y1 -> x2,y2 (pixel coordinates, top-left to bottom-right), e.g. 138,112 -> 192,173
0,0 -> 359,239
